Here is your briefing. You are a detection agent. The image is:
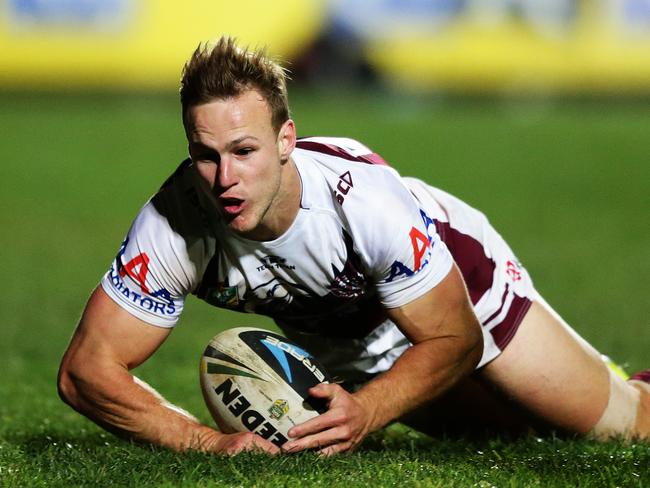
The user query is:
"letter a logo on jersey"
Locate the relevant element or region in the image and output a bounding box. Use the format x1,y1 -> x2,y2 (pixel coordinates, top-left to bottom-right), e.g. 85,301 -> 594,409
386,226 -> 431,283
119,253 -> 151,293
409,227 -> 429,271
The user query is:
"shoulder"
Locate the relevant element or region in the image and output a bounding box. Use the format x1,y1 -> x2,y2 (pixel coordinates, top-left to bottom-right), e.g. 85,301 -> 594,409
151,158 -> 214,230
294,137 -> 425,265
293,136 -> 402,204
111,159 -> 216,298
126,160 -> 205,248
293,135 -> 415,221
295,136 -> 389,166
299,138 -> 411,211
100,159 -> 216,326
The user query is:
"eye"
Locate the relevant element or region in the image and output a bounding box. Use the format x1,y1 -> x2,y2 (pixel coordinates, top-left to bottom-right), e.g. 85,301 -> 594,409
192,152 -> 220,164
235,147 -> 254,156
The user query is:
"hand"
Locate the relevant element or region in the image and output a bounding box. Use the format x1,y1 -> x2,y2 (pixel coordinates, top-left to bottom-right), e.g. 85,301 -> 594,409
283,383 -> 375,456
209,431 -> 280,456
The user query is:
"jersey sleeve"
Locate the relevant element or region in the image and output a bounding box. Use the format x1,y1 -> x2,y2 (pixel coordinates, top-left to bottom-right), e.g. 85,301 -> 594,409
100,200 -> 206,328
345,167 -> 453,309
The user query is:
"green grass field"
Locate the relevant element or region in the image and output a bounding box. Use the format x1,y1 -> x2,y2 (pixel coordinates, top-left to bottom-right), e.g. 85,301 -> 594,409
0,90 -> 648,487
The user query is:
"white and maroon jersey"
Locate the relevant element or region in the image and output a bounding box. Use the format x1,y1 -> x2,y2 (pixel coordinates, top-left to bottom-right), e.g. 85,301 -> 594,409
101,137 -> 534,382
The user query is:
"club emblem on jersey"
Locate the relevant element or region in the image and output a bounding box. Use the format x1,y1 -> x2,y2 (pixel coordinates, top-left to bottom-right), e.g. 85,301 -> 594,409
329,229 -> 365,298
205,284 -> 239,307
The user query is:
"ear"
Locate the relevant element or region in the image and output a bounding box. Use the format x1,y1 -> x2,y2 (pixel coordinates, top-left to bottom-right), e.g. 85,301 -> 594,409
277,119 -> 296,163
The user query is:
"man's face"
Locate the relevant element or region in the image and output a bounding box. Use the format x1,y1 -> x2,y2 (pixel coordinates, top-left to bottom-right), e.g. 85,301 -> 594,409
185,89 -> 297,240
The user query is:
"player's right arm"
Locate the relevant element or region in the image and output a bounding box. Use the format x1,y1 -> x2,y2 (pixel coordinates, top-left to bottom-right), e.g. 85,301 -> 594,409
58,168 -> 278,455
57,285 -> 279,455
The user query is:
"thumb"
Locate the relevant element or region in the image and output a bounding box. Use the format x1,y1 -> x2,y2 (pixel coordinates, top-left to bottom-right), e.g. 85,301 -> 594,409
308,382 -> 337,398
305,383 -> 339,413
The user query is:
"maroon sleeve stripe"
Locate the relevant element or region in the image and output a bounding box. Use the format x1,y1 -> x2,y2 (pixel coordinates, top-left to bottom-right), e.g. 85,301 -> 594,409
296,140 -> 389,166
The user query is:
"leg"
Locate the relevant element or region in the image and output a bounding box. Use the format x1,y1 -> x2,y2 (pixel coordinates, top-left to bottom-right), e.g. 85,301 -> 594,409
481,295 -> 650,440
399,375 -> 541,438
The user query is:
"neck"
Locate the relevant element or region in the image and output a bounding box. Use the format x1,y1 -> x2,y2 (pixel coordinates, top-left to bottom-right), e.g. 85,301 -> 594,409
241,157 -> 301,241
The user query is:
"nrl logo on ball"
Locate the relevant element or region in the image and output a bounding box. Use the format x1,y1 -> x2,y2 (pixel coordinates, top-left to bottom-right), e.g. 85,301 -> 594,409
268,399 -> 289,420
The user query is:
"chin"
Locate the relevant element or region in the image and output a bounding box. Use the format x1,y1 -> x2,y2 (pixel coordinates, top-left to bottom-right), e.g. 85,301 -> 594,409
227,221 -> 251,236
226,215 -> 258,237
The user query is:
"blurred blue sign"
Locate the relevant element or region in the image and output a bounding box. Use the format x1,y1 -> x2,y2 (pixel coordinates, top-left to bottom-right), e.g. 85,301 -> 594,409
8,0 -> 132,30
623,0 -> 650,26
328,0 -> 464,37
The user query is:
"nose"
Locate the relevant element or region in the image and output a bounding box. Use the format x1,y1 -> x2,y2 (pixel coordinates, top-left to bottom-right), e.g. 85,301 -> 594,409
217,157 -> 237,189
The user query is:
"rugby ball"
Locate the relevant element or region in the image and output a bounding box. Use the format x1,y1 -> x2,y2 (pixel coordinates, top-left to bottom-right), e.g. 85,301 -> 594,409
199,327 -> 331,447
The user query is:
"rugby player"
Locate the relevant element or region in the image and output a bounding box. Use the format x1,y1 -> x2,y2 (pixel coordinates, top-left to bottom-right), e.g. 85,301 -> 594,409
58,37 -> 650,456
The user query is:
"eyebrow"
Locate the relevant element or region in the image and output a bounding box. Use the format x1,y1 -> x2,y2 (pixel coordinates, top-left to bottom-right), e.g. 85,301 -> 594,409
226,136 -> 260,149
189,136 -> 260,152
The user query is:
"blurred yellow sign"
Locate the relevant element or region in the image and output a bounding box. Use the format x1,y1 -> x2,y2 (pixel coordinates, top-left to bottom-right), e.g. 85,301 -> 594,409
0,0 -> 326,89
333,0 -> 650,93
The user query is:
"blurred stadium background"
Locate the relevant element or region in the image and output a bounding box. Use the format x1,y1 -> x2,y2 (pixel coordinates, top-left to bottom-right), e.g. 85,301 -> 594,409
3,0 -> 650,93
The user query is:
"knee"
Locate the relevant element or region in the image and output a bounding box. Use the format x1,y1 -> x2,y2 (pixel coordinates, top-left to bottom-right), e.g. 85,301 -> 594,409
628,380 -> 650,439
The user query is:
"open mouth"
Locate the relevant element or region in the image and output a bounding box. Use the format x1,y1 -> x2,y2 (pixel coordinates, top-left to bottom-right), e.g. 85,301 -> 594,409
219,197 -> 244,215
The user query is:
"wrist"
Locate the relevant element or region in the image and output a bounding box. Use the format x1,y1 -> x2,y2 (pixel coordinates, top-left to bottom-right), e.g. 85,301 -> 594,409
352,387 -> 386,433
185,424 -> 225,452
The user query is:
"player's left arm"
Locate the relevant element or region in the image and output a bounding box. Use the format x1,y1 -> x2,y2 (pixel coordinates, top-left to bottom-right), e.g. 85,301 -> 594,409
284,263 -> 483,455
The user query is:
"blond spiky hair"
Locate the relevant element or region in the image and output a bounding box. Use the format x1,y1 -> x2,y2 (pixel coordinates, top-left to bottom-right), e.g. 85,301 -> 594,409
180,36 -> 290,132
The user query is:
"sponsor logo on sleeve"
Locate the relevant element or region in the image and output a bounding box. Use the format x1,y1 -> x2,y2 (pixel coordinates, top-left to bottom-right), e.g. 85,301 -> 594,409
108,238 -> 177,316
386,209 -> 436,283
506,259 -> 523,281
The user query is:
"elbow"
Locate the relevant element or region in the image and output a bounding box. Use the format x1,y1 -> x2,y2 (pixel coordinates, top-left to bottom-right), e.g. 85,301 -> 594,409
57,351 -> 92,412
57,359 -> 80,409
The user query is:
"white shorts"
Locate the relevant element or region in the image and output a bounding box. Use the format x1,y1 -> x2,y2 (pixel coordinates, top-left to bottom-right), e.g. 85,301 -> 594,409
406,179 -> 535,367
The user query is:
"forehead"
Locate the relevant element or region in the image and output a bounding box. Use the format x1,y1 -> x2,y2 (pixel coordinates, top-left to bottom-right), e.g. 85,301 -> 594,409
185,89 -> 273,140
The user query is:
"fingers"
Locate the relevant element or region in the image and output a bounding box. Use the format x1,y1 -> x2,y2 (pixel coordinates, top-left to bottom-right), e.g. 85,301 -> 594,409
283,423 -> 353,454
286,384 -> 347,440
287,406 -> 341,439
248,435 -> 281,456
317,441 -> 353,457
214,432 -> 280,456
283,384 -> 370,455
